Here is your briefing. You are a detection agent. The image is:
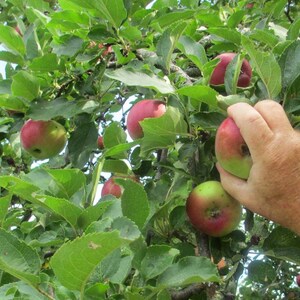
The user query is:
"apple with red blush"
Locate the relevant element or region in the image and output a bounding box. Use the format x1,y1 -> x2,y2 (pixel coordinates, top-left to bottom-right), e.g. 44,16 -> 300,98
215,117 -> 252,179
101,175 -> 139,198
20,119 -> 67,160
97,136 -> 104,150
126,99 -> 166,140
210,53 -> 252,88
186,181 -> 242,237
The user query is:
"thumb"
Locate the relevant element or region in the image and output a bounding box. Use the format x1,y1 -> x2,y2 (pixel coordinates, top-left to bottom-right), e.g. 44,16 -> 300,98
216,163 -> 248,204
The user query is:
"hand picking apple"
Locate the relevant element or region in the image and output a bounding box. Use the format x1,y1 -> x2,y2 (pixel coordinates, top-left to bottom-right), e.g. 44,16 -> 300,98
216,100 -> 300,236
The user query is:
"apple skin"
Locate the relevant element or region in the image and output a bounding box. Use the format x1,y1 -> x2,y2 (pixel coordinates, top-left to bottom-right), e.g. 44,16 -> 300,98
126,99 -> 166,140
297,274 -> 300,287
20,119 -> 67,160
101,175 -> 139,198
97,136 -> 104,150
210,53 -> 252,87
186,181 -> 242,237
215,117 -> 252,179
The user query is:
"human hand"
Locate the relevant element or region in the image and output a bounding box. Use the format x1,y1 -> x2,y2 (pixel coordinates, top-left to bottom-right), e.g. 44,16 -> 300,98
216,100 -> 300,236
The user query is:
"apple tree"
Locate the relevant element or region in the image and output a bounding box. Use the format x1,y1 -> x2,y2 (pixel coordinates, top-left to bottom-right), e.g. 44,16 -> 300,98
0,0 -> 299,299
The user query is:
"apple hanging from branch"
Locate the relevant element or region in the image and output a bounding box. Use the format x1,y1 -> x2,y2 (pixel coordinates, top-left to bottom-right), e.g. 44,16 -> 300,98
126,99 -> 166,140
215,117 -> 252,179
20,119 -> 67,160
210,53 -> 252,88
101,175 -> 140,198
186,181 -> 242,237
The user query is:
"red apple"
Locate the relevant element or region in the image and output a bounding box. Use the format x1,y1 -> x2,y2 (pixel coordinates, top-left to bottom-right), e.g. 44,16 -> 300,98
126,99 -> 166,140
296,274 -> 300,287
101,175 -> 139,198
97,136 -> 104,150
210,53 -> 252,87
215,117 -> 252,179
245,2 -> 254,9
20,119 -> 67,160
186,181 -> 242,237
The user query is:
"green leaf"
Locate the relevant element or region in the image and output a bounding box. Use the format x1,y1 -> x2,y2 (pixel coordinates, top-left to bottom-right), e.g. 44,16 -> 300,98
0,95 -> 27,112
227,11 -> 245,29
117,179 -> 150,230
249,29 -> 279,48
287,17 -> 300,40
241,35 -> 281,99
140,106 -> 188,157
111,216 -> 141,241
157,256 -> 219,288
141,245 -> 180,280
157,22 -> 188,73
77,200 -> 114,230
28,97 -> 99,120
50,231 -> 127,291
152,10 -> 195,28
208,28 -> 241,45
189,111 -> 225,129
33,194 -> 83,228
263,227 -> 300,264
103,141 -> 139,158
177,85 -> 218,107
68,120 -> 98,168
102,159 -> 130,174
11,71 -> 40,101
0,194 -> 11,227
52,36 -> 83,57
23,168 -> 86,200
105,68 -> 175,94
248,261 -> 276,284
100,248 -> 132,284
0,229 -> 41,286
278,40 -> 300,92
103,121 -> 127,158
91,0 -> 127,29
177,35 -> 207,71
88,157 -> 105,206
29,53 -> 59,72
224,54 -> 243,95
0,25 -> 25,55
0,51 -> 24,66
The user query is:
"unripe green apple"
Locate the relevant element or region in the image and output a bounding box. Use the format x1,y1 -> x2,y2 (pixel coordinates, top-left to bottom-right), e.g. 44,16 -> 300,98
210,53 -> 252,87
20,119 -> 67,159
186,181 -> 242,237
101,175 -> 139,198
126,99 -> 166,140
215,117 -> 252,179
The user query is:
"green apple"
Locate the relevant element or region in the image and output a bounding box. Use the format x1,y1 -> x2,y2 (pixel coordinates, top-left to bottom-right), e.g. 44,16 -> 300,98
126,99 -> 166,140
186,181 -> 242,237
20,119 -> 67,159
215,117 -> 252,179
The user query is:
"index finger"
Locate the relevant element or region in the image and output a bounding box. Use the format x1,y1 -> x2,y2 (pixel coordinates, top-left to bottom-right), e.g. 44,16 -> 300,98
227,103 -> 274,158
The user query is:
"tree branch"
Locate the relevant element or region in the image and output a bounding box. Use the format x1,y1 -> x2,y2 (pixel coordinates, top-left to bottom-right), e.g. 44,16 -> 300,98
171,283 -> 206,300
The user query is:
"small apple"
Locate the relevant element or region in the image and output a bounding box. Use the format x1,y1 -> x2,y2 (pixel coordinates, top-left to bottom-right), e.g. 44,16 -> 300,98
186,181 -> 242,237
126,99 -> 166,140
98,43 -> 113,57
97,136 -> 104,150
215,117 -> 252,179
296,274 -> 300,287
20,119 -> 67,159
210,53 -> 252,87
101,175 -> 139,198
245,2 -> 254,9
